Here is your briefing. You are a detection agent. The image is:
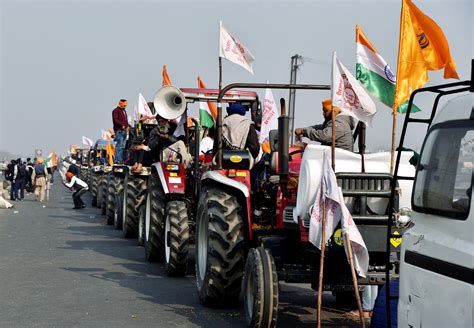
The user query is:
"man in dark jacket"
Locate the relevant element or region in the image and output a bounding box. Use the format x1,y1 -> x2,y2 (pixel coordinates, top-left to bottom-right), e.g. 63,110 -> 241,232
112,99 -> 129,163
295,98 -> 356,152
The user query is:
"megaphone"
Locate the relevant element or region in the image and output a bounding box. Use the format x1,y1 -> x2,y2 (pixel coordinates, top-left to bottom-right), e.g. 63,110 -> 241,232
153,86 -> 186,120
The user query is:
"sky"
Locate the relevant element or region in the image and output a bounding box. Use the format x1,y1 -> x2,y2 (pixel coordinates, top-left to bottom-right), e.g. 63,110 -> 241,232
0,0 -> 472,157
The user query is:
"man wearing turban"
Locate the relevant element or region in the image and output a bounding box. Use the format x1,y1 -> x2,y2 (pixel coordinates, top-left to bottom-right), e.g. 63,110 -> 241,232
112,99 -> 129,163
294,99 -> 356,151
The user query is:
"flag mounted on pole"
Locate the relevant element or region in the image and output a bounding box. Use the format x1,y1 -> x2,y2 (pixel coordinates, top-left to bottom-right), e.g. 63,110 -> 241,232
332,51 -> 377,126
137,93 -> 153,118
356,25 -> 420,113
219,21 -> 255,74
82,136 -> 94,147
162,65 -> 172,86
393,0 -> 459,109
259,88 -> 278,149
197,76 -> 217,128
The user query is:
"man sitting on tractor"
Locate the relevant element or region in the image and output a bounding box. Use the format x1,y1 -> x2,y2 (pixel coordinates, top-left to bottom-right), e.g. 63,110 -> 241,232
294,98 -> 356,151
218,103 -> 260,160
148,114 -> 192,166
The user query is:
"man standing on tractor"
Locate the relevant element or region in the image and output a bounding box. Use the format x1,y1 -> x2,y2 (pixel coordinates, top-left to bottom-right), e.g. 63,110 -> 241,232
219,103 -> 260,160
294,98 -> 356,151
112,99 -> 129,163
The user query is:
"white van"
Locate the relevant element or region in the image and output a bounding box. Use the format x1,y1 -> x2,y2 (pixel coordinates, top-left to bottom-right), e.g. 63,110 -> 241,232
398,93 -> 473,327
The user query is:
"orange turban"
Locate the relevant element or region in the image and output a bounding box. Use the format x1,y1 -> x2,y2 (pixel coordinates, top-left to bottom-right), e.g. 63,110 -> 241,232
37,157 -> 44,164
118,99 -> 128,108
321,98 -> 341,114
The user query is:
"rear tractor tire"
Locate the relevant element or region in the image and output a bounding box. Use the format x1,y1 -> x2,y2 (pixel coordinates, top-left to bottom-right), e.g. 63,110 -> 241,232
122,175 -> 147,238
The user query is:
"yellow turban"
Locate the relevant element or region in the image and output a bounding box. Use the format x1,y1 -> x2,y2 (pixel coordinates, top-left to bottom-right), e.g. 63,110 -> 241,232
321,98 -> 341,114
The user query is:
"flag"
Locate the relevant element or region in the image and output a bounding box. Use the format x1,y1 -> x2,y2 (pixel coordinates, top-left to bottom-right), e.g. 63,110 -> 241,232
259,88 -> 278,146
105,132 -> 114,166
309,151 -> 369,277
132,104 -> 138,123
355,25 -> 421,113
173,115 -> 186,138
101,129 -> 106,140
138,93 -> 153,118
332,51 -> 377,126
394,0 -> 459,109
339,188 -> 369,278
162,65 -> 172,86
44,152 -> 57,168
219,21 -> 255,74
82,136 -> 94,147
197,76 -> 218,120
309,151 -> 343,249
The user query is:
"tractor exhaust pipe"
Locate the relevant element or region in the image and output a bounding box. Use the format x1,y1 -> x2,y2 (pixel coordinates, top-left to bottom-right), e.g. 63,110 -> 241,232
278,98 -> 289,196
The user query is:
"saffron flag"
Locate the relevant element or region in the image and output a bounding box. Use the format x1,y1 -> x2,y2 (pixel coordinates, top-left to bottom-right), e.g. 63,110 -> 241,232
219,21 -> 255,74
82,136 -> 94,147
394,0 -> 459,109
162,65 -> 172,86
259,88 -> 278,146
332,51 -> 377,126
197,76 -> 216,128
356,25 -> 420,113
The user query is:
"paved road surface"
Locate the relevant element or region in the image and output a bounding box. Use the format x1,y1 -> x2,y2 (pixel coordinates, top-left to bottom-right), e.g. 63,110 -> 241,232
0,180 -> 361,327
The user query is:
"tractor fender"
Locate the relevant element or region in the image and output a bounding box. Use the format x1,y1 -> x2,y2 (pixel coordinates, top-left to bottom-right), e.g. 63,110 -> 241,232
201,171 -> 253,240
151,162 -> 185,195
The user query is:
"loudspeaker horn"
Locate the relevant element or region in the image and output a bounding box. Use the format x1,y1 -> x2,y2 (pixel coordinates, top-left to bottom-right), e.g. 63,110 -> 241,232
153,86 -> 186,120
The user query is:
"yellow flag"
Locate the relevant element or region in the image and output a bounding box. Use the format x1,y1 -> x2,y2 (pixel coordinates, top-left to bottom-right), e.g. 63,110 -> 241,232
394,0 -> 459,109
162,65 -> 172,86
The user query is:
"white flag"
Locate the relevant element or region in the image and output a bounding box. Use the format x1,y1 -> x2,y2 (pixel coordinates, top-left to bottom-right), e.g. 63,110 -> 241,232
259,88 -> 278,145
331,51 -> 377,126
138,93 -> 153,117
339,187 -> 369,278
173,115 -> 186,138
309,151 -> 342,249
219,21 -> 255,74
100,129 -> 106,140
82,136 -> 94,147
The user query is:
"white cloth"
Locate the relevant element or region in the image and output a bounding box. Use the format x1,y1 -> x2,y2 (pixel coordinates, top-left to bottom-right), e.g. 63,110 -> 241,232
219,21 -> 255,74
199,137 -> 214,155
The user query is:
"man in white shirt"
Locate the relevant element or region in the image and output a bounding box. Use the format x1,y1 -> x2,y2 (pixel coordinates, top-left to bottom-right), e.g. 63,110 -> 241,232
64,172 -> 89,209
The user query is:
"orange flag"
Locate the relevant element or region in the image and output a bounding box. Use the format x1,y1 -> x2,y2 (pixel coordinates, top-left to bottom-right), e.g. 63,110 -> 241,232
394,0 -> 459,109
162,65 -> 172,86
197,76 -> 218,119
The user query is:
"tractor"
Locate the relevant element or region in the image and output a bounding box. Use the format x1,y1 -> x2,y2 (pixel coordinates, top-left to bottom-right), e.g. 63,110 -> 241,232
194,83 -> 416,327
89,139 -> 113,207
144,86 -> 260,277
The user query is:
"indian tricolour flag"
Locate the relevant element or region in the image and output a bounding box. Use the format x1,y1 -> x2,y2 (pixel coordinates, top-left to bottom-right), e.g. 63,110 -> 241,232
356,25 -> 420,113
197,76 -> 216,128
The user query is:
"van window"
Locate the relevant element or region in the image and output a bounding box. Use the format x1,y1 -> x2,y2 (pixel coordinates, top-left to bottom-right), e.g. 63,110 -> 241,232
413,121 -> 473,220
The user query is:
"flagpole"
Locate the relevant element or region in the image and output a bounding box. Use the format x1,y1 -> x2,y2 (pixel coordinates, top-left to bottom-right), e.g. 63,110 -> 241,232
317,200 -> 327,328
344,233 -> 365,328
331,107 -> 336,171
216,56 -> 223,169
390,110 -> 397,175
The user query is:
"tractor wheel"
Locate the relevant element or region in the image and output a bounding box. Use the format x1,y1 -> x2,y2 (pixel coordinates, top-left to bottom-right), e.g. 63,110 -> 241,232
196,188 -> 245,306
138,204 -> 145,246
144,174 -> 165,262
243,247 -> 279,328
164,200 -> 189,277
114,193 -> 123,230
90,173 -> 99,207
106,174 -> 116,220
122,175 -> 147,238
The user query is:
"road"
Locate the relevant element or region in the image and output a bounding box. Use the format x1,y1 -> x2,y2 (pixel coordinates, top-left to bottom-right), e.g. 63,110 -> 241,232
0,179 -> 361,327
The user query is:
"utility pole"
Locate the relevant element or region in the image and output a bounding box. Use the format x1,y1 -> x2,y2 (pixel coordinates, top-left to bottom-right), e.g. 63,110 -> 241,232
288,54 -> 303,144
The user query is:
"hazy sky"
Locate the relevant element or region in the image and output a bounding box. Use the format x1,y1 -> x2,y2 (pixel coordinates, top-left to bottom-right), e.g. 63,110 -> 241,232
1,0 -> 472,157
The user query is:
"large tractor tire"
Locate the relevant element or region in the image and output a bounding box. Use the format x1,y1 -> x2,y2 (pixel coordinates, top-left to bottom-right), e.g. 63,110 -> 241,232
243,247 -> 279,328
114,193 -> 123,230
80,167 -> 89,183
138,204 -> 145,246
122,175 -> 147,239
196,188 -> 245,306
106,174 -> 116,220
164,200 -> 189,277
90,172 -> 99,207
98,176 -> 108,218
144,173 -> 165,262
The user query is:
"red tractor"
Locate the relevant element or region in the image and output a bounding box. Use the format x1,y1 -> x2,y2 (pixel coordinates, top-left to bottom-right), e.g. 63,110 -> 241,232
144,86 -> 261,277
195,83 -> 415,327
